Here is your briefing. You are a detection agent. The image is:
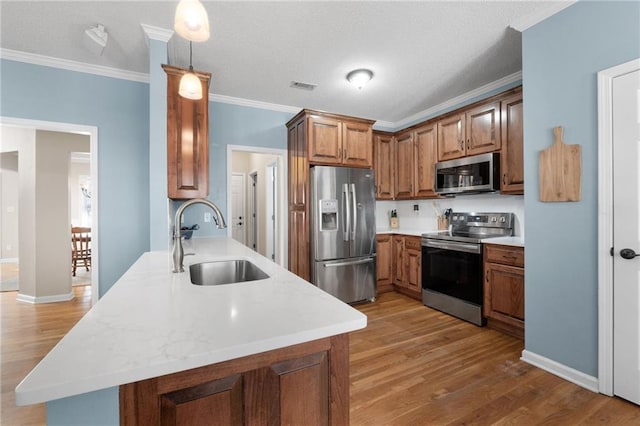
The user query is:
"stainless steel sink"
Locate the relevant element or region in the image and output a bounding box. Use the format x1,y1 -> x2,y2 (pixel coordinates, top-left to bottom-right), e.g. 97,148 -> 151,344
189,260 -> 269,286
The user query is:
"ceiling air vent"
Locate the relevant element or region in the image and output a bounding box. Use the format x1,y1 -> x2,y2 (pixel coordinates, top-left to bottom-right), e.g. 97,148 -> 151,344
290,81 -> 317,91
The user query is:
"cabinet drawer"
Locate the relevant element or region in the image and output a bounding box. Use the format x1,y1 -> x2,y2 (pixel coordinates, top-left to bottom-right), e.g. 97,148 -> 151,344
484,244 -> 524,267
404,236 -> 422,251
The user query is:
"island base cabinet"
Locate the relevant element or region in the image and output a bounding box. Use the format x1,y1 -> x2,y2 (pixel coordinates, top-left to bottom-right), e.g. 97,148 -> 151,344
120,335 -> 348,426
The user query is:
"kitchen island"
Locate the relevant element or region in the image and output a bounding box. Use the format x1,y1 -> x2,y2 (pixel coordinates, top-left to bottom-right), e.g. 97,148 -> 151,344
15,237 -> 367,425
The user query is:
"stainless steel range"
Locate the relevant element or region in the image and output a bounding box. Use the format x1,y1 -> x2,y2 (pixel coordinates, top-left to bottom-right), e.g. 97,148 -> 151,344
421,212 -> 514,326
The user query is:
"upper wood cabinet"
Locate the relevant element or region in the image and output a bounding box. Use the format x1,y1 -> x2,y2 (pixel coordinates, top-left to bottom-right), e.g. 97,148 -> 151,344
307,112 -> 374,168
394,130 -> 414,199
373,132 -> 394,200
500,91 -> 524,194
393,124 -> 439,200
413,123 -> 438,198
437,113 -> 465,161
437,101 -> 501,161
163,64 -> 211,199
466,101 -> 501,156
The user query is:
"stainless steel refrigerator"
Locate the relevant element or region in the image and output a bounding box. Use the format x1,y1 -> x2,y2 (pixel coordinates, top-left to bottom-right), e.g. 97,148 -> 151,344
310,166 -> 376,304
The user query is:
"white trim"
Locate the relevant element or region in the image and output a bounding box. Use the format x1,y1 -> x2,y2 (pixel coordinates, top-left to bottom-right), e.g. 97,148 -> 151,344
390,71 -> 522,130
0,48 -> 149,83
0,258 -> 18,263
0,116 -> 100,305
597,57 -> 640,397
509,1 -> 577,32
227,145 -> 288,269
211,93 -> 301,114
521,350 -> 599,393
141,24 -> 174,44
16,291 -> 74,304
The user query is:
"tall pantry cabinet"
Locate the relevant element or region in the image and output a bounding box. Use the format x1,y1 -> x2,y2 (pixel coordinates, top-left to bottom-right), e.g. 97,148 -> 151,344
286,110 -> 375,280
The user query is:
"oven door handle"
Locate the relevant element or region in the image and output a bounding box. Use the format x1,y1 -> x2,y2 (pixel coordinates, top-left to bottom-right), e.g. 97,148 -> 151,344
423,239 -> 481,254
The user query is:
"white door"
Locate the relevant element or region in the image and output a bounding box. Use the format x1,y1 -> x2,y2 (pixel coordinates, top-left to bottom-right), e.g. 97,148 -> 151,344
613,68 -> 640,404
231,173 -> 245,245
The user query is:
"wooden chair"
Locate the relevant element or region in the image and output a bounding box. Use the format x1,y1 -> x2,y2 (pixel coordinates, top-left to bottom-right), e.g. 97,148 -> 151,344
71,227 -> 91,277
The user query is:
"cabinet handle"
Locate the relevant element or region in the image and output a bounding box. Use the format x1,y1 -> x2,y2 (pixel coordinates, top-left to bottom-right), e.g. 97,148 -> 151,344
466,139 -> 470,150
485,269 -> 489,282
503,173 -> 507,185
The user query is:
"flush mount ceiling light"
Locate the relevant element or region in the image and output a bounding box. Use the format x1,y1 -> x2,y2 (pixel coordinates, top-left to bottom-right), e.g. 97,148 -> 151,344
346,69 -> 373,90
174,0 -> 210,42
179,41 -> 202,100
84,24 -> 108,55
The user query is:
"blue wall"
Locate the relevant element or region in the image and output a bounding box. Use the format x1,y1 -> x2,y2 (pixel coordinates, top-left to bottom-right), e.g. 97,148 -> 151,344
0,60 -> 150,297
523,1 -> 640,376
180,101 -> 294,235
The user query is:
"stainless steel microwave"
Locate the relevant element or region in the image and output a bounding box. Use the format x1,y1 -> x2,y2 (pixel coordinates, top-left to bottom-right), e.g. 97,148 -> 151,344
435,152 -> 500,195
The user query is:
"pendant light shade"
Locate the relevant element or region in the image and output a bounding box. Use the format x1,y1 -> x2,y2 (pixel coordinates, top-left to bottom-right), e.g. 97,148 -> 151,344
179,72 -> 202,100
179,41 -> 202,100
174,0 -> 210,42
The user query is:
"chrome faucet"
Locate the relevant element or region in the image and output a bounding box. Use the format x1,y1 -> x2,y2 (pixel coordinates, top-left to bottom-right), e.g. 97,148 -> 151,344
173,198 -> 227,273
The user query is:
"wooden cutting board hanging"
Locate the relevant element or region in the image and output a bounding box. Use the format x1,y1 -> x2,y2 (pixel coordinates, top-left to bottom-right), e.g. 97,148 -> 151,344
539,126 -> 582,202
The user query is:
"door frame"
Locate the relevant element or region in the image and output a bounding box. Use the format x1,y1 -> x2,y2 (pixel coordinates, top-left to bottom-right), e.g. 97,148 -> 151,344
265,161 -> 278,262
597,57 -> 640,396
230,172 -> 246,245
226,145 -> 287,268
0,116 -> 100,305
249,171 -> 258,251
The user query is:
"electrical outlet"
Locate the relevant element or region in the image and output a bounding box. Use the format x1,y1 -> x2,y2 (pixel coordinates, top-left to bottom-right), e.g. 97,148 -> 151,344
204,212 -> 211,223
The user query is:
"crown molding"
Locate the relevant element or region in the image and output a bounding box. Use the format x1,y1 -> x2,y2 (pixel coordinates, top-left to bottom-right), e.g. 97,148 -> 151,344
509,1 -> 577,32
390,71 -> 522,130
0,48 -> 149,83
141,24 -> 174,44
210,93 -> 301,114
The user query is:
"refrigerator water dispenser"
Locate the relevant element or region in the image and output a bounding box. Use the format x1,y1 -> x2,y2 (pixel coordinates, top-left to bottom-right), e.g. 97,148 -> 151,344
319,199 -> 338,231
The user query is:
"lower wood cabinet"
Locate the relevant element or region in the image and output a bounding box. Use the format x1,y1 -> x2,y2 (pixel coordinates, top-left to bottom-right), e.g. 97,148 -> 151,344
484,244 -> 525,339
376,234 -> 393,293
120,335 -> 349,426
379,234 -> 422,301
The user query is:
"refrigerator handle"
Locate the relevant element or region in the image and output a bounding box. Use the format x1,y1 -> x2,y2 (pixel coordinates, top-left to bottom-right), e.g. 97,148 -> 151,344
342,183 -> 350,242
350,183 -> 357,241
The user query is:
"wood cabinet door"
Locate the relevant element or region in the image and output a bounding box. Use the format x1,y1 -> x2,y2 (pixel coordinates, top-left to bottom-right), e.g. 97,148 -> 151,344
289,209 -> 309,281
163,65 -> 211,199
392,236 -> 405,286
376,234 -> 393,288
465,101 -> 501,156
437,113 -> 466,161
374,133 -> 394,200
394,131 -> 414,199
342,121 -> 373,168
405,248 -> 421,294
413,123 -> 438,198
288,118 -> 307,207
308,116 -> 342,165
500,92 -> 524,194
484,262 -> 524,327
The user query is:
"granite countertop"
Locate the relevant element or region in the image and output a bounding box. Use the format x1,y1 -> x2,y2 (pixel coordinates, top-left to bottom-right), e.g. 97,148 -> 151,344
376,228 -> 438,237
481,236 -> 525,247
15,237 -> 367,406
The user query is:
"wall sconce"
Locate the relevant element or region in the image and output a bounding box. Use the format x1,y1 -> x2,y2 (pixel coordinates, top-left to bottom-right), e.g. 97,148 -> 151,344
179,41 -> 202,100
346,69 -> 374,90
174,0 -> 210,42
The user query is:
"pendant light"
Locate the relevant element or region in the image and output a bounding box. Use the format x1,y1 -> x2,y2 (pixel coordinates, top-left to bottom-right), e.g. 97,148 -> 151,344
179,41 -> 202,100
174,0 -> 210,42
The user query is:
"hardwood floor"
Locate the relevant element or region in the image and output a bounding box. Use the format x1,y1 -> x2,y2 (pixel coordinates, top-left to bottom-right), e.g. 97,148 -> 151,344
350,292 -> 640,425
1,288 -> 638,425
1,286 -> 92,425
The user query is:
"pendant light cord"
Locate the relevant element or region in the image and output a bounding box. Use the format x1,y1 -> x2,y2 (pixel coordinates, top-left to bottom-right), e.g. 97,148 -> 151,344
189,41 -> 194,72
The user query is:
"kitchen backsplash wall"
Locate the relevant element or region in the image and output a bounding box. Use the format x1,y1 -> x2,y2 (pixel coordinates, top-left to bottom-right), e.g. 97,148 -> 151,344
376,194 -> 525,237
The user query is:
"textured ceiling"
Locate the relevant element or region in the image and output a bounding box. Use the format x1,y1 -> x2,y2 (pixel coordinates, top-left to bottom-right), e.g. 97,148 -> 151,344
0,1 -> 562,125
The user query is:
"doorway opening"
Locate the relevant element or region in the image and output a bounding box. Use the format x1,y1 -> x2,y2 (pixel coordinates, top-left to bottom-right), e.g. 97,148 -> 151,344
227,145 -> 287,267
0,117 -> 99,305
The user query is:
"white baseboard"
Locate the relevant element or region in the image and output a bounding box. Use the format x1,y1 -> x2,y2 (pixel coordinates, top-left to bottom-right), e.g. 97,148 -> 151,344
521,350 -> 599,393
16,291 -> 74,304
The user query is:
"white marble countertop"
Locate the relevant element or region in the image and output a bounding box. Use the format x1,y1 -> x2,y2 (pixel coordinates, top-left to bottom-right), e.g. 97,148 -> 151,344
15,237 -> 367,406
481,236 -> 525,247
376,228 -> 438,237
